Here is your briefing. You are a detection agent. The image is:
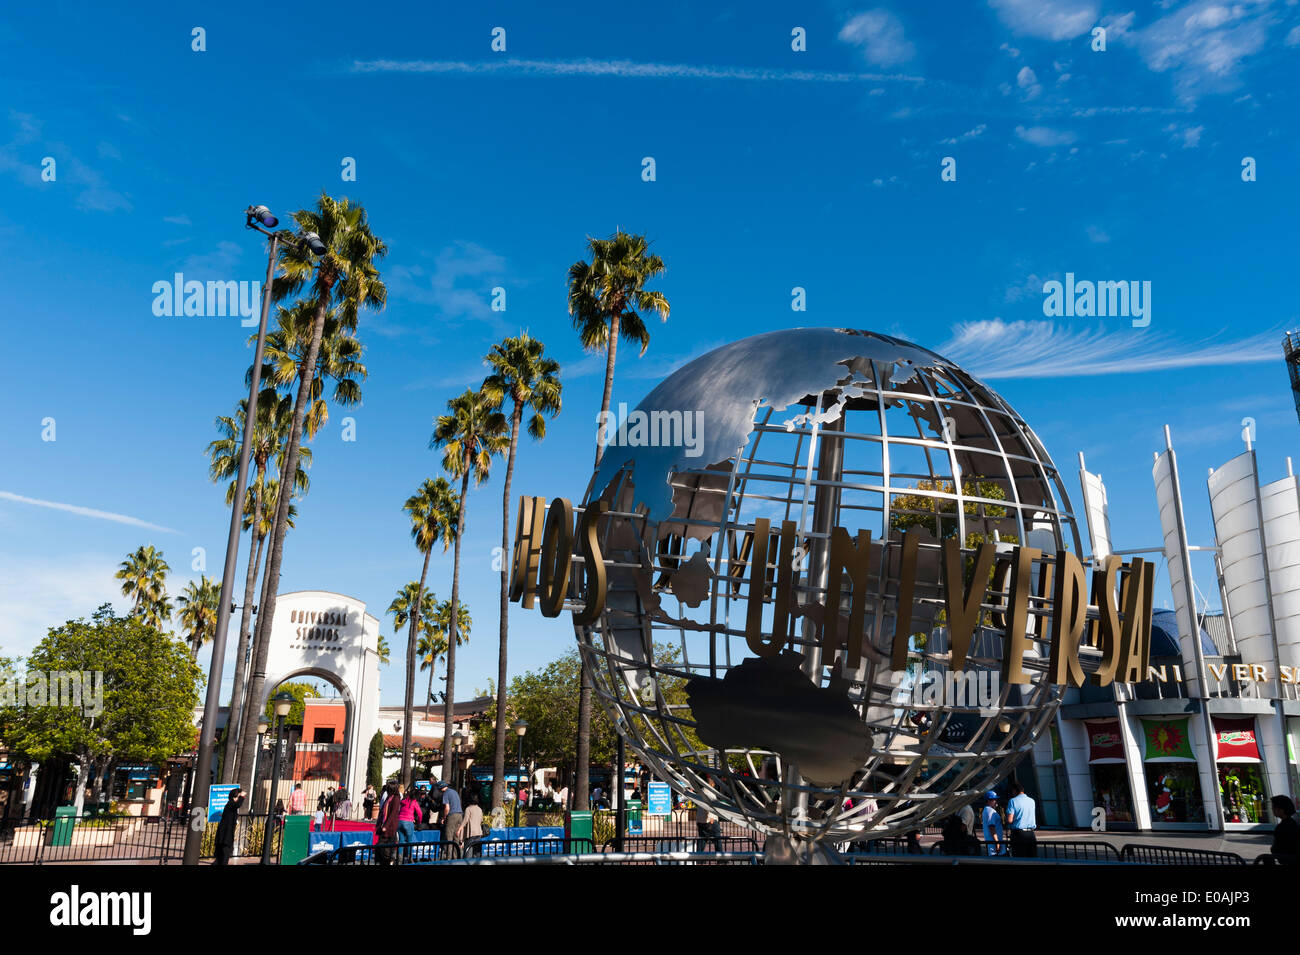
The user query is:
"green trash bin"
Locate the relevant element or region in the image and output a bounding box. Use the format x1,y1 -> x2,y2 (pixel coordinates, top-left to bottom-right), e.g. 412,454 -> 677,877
49,806 -> 77,846
568,810 -> 593,850
627,799 -> 643,836
280,814 -> 311,866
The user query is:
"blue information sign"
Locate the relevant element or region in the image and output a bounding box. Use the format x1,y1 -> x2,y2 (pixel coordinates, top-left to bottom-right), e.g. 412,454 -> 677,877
208,784 -> 238,822
647,781 -> 672,816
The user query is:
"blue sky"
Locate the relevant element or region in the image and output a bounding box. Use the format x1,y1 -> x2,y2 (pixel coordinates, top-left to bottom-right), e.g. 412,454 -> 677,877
1,0 -> 1298,704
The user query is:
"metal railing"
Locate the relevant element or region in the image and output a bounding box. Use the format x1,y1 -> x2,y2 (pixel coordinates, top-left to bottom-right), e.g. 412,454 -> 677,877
1120,843 -> 1246,865
0,814 -> 186,865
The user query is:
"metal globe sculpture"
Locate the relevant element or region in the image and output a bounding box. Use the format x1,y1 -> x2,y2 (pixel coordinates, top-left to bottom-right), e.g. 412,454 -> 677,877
576,328 -> 1081,852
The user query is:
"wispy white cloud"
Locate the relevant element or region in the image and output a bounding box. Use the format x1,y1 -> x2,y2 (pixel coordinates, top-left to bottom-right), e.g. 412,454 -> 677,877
1131,0 -> 1281,100
939,124 -> 987,145
838,9 -> 916,68
941,319 -> 1280,379
1015,124 -> 1077,146
988,0 -> 1099,40
384,241 -> 511,339
349,57 -> 926,85
0,491 -> 179,533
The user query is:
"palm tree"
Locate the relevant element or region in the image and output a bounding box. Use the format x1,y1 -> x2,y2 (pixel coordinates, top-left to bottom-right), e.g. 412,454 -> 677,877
376,634 -> 391,666
566,230 -> 670,809
208,395 -> 309,783
177,576 -> 220,661
254,301 -> 367,440
430,388 -> 507,781
425,598 -> 471,721
115,545 -> 172,630
567,230 -> 670,470
481,332 -> 562,809
398,477 -> 459,785
236,192 -> 387,795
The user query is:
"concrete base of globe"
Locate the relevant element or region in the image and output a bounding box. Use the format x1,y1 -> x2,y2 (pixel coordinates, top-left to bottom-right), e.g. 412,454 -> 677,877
763,835 -> 846,865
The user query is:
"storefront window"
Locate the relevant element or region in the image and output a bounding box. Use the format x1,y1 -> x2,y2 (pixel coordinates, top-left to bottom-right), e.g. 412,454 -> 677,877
1218,765 -> 1268,824
1090,764 -> 1133,823
1144,764 -> 1204,823
1213,716 -> 1269,825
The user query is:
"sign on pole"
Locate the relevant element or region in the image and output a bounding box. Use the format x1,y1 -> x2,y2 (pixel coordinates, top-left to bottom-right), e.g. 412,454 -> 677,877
208,784 -> 238,822
647,781 -> 672,815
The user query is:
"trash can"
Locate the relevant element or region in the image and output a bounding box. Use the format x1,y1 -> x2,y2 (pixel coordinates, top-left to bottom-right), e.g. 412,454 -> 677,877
568,810 -> 592,850
627,799 -> 643,836
49,806 -> 77,846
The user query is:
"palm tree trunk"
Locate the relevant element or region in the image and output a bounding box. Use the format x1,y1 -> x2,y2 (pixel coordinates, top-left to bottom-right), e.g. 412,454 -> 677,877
593,314 -> 620,470
402,550 -> 431,786
577,315 -> 619,811
441,469 -> 471,782
493,401 -> 523,809
237,295 -> 329,793
222,489 -> 264,783
426,654 -> 435,722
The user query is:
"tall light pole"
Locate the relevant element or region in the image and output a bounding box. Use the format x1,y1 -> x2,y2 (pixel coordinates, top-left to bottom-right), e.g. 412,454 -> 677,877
183,206 -> 325,866
260,692 -> 294,865
451,731 -> 463,791
249,718 -> 269,812
512,720 -> 528,828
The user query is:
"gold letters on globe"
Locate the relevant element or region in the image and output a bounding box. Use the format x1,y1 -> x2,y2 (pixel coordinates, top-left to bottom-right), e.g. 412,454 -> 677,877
509,496 -> 1152,689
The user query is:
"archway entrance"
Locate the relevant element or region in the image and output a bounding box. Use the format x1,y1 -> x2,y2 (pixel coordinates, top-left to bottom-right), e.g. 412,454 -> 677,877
251,592 -> 381,813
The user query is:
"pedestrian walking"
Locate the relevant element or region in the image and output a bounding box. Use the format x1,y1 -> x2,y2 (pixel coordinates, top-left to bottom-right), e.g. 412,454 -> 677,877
457,791 -> 484,846
214,787 -> 245,865
981,790 -> 1006,856
362,784 -> 376,820
396,784 -> 422,862
438,779 -> 464,849
334,787 -> 353,821
695,801 -> 722,852
289,783 -> 306,815
1260,794 -> 1300,865
1005,782 -> 1038,858
374,781 -> 402,865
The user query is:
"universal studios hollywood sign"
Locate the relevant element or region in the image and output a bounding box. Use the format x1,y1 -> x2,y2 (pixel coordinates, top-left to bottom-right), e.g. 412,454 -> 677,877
506,495 -> 1155,689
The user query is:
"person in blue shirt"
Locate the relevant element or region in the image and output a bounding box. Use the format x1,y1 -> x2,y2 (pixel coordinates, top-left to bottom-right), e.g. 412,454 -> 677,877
1004,781 -> 1038,858
437,780 -> 464,848
981,791 -> 1006,856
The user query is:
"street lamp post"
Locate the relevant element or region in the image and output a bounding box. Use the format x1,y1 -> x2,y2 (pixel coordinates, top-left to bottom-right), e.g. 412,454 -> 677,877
249,718 -> 269,812
260,692 -> 293,865
512,720 -> 528,828
451,731 -> 463,791
183,205 -> 325,866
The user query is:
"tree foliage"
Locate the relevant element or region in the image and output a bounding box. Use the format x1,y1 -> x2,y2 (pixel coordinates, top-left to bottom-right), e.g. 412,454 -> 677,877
3,605 -> 202,805
263,680 -> 320,726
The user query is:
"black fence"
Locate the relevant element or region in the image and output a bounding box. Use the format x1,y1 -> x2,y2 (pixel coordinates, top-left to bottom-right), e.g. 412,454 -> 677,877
0,811 -> 283,865
301,839 -> 464,865
1120,843 -> 1246,865
465,836 -> 597,858
0,815 -> 185,864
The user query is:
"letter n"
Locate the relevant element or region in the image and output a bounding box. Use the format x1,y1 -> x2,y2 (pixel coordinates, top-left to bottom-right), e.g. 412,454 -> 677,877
820,527 -> 872,669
